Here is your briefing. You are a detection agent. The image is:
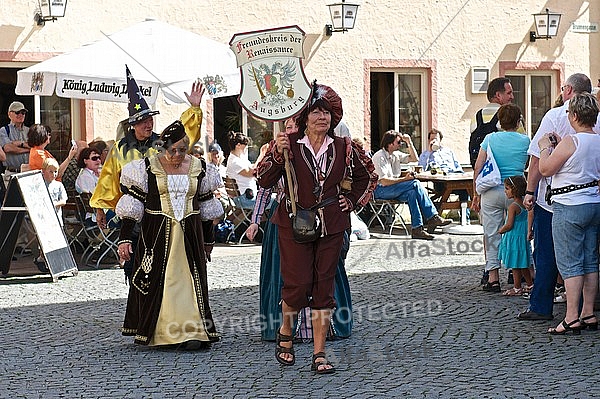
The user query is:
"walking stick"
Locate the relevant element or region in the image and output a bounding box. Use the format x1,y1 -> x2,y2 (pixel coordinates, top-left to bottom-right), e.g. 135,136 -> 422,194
283,149 -> 297,217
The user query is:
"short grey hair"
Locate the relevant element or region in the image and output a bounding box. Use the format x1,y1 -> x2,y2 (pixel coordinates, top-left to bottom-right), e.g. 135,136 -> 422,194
566,73 -> 592,94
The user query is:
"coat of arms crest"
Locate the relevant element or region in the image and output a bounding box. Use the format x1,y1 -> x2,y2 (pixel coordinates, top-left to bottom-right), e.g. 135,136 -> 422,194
230,26 -> 311,121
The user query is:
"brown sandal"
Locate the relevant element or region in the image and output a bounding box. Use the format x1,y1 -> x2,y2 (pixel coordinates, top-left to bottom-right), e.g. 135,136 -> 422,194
311,352 -> 335,374
275,328 -> 295,366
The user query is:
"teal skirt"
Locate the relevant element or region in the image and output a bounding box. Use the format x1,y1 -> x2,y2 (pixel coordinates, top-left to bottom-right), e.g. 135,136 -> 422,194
259,201 -> 353,341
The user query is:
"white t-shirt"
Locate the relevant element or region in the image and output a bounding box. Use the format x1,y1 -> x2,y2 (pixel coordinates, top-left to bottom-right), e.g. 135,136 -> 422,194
226,153 -> 257,196
529,100 -> 600,211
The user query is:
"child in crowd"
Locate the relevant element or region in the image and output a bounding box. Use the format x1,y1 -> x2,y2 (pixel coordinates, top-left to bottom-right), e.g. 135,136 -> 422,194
497,175 -> 533,296
43,157 -> 68,224
34,158 -> 68,272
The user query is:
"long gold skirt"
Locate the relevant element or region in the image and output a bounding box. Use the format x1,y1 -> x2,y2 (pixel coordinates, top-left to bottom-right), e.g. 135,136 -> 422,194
149,220 -> 210,346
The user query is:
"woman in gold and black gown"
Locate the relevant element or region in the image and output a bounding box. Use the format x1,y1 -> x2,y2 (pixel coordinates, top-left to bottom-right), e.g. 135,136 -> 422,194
116,120 -> 219,348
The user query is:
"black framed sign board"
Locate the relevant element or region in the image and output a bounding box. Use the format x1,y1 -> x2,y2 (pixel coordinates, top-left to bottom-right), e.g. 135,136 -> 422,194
0,171 -> 78,281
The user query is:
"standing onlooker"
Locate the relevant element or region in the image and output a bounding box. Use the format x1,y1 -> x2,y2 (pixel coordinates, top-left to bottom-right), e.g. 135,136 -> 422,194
34,157 -> 68,272
372,130 -> 452,240
538,93 -> 600,334
42,158 -> 68,225
27,124 -> 77,180
518,73 -> 600,321
497,176 -> 533,296
61,140 -> 89,193
469,77 -> 519,284
0,102 -> 30,185
472,103 -> 530,293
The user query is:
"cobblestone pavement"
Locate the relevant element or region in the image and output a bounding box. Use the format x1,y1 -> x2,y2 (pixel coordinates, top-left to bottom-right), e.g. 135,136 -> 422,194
1,231 -> 598,398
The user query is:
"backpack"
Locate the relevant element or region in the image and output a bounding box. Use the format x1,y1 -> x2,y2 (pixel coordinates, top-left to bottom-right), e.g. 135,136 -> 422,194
468,109 -> 498,168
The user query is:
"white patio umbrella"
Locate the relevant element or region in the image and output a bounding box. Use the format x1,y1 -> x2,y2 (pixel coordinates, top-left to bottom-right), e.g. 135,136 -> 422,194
15,19 -> 240,104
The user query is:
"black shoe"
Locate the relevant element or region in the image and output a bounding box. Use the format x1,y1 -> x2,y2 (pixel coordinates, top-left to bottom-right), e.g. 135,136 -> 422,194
33,257 -> 49,274
507,270 -> 514,285
482,281 -> 500,293
517,309 -> 553,321
480,270 -> 489,285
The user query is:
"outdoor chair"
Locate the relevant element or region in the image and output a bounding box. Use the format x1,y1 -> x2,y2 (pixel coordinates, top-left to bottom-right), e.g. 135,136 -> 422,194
365,198 -> 409,236
223,177 -> 261,244
75,193 -> 120,268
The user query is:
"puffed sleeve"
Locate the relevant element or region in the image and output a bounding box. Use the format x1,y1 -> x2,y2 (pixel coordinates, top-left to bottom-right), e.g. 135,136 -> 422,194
346,139 -> 378,208
180,106 -> 203,145
256,140 -> 285,189
115,159 -> 147,241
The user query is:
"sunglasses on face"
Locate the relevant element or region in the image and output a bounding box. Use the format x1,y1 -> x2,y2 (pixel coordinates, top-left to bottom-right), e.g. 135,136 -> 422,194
13,110 -> 27,115
89,156 -> 101,161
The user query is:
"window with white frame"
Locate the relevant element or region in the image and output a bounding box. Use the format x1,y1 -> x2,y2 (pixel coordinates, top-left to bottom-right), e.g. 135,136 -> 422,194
370,70 -> 429,154
506,73 -> 556,136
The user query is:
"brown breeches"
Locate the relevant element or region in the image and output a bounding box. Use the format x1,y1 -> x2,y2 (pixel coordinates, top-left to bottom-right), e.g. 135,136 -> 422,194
278,225 -> 345,310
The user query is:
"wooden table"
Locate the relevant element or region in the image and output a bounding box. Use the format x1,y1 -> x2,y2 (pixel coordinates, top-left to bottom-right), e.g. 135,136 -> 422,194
415,171 -> 474,212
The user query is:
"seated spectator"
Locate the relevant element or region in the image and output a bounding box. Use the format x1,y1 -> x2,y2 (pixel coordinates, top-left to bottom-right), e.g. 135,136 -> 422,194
75,147 -> 117,228
27,124 -> 77,180
372,130 -> 452,240
88,139 -> 109,164
418,128 -> 463,173
61,140 -> 89,193
75,148 -> 102,194
419,129 -> 469,216
226,131 -> 257,209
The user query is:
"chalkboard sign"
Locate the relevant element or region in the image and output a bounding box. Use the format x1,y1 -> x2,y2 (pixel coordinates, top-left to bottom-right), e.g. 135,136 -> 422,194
0,171 -> 78,281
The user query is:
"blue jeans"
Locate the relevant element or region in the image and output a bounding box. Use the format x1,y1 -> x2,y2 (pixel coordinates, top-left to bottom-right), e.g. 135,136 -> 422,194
374,180 -> 437,228
552,202 -> 600,279
528,204 -> 557,316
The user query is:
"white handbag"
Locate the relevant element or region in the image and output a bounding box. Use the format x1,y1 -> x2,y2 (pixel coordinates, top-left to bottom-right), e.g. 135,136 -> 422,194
475,145 -> 502,194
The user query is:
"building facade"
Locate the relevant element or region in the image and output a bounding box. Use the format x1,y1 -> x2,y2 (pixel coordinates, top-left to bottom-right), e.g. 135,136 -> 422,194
1,0 -> 598,162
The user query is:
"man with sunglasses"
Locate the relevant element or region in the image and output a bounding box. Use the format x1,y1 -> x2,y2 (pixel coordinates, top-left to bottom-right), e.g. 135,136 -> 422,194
0,102 -> 30,183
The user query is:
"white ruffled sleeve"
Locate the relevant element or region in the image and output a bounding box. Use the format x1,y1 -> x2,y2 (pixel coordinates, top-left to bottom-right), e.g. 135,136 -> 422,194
115,159 -> 147,222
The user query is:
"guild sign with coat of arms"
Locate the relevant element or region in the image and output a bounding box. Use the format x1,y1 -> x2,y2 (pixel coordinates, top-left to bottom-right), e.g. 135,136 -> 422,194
230,25 -> 311,121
